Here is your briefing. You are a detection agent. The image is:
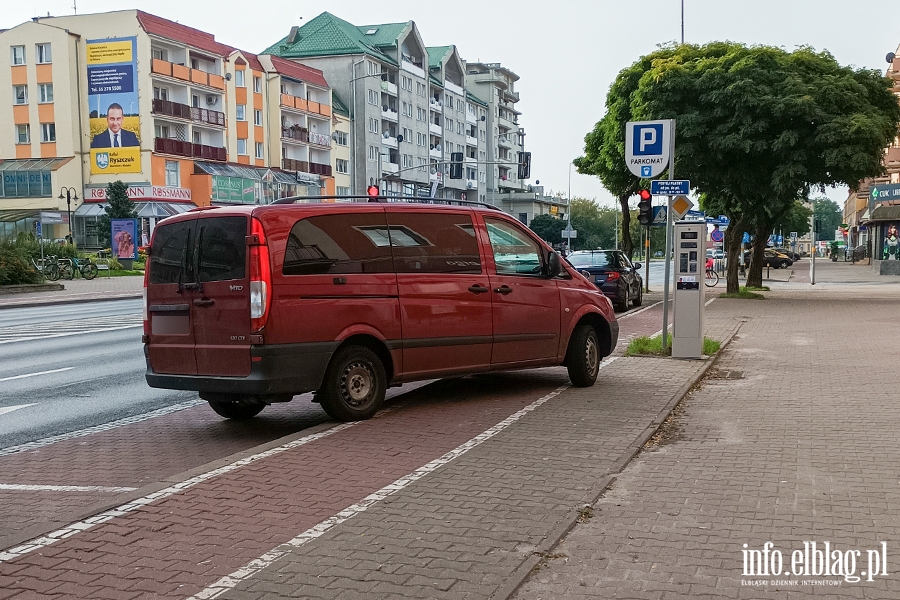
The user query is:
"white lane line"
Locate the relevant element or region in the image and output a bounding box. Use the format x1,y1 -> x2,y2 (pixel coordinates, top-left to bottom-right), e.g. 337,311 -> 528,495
189,359 -> 620,600
0,399 -> 205,458
0,324 -> 141,345
0,484 -> 137,493
0,420 -> 364,563
617,299 -> 663,320
705,297 -> 716,306
0,404 -> 37,416
0,367 -> 74,382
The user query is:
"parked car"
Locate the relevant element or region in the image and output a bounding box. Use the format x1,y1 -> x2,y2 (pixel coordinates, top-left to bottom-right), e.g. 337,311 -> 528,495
771,247 -> 801,261
144,201 -> 619,422
566,250 -> 643,311
743,249 -> 792,268
706,248 -> 725,260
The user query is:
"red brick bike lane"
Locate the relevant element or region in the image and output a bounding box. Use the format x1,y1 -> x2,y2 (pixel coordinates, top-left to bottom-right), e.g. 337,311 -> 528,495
0,370 -> 576,599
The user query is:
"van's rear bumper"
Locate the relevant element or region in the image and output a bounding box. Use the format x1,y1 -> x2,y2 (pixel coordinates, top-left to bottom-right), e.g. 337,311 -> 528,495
144,342 -> 337,396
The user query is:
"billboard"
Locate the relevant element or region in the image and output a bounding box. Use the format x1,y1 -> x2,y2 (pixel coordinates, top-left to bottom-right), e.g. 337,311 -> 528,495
111,219 -> 138,260
87,37 -> 141,175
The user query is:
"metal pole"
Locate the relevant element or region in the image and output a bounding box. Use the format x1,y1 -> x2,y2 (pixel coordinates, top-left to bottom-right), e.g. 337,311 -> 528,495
810,203 -> 816,285
661,119 -> 675,350
614,200 -> 618,250
645,225 -> 651,292
681,0 -> 685,44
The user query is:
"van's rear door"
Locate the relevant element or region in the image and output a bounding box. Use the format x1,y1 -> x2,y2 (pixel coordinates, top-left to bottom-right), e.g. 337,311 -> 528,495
192,215 -> 252,377
147,216 -> 198,375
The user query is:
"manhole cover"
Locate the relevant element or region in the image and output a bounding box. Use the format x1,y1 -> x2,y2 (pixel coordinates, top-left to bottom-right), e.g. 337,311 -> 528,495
715,370 -> 744,380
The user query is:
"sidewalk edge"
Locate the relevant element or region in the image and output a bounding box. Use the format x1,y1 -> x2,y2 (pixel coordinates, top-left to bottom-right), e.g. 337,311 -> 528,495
0,293 -> 141,310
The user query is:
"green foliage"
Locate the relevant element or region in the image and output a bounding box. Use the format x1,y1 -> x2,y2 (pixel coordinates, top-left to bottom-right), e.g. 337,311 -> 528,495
625,334 -> 721,356
0,240 -> 43,285
9,238 -> 79,261
777,201 -> 813,238
528,214 -> 568,246
570,198 -> 618,251
97,181 -> 137,247
813,198 -> 842,240
719,287 -> 766,299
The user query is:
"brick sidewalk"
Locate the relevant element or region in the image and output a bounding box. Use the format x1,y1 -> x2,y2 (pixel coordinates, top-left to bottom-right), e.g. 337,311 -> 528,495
0,275 -> 143,309
514,280 -> 900,598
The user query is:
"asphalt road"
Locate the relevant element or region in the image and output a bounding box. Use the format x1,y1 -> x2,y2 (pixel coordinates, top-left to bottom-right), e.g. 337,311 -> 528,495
0,299 -> 198,450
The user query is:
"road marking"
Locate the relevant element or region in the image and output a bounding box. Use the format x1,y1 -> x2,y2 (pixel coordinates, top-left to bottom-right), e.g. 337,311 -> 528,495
0,314 -> 142,344
0,325 -> 141,345
0,404 -> 37,416
618,299 -> 664,319
189,359 -> 620,600
0,484 -> 136,493
0,367 -> 74,382
0,399 -> 205,458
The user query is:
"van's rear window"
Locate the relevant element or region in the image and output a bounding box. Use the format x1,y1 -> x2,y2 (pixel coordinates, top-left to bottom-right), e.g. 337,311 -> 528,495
283,213 -> 393,275
150,217 -> 247,284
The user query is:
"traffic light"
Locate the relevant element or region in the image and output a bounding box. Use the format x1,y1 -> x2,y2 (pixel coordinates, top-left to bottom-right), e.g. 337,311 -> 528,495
366,185 -> 380,201
517,151 -> 531,179
449,152 -> 463,179
637,189 -> 653,226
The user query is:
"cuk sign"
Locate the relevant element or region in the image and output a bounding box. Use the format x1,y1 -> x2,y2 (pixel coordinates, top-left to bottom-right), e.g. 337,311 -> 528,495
625,120 -> 672,179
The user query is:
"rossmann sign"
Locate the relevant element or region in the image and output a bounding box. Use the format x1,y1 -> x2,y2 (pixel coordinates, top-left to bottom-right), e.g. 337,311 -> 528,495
84,185 -> 192,202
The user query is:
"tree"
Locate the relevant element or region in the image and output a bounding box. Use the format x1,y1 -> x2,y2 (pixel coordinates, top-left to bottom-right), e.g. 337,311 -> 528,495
528,214 -> 567,246
569,198 -> 618,251
97,181 -> 137,247
813,198 -> 842,241
584,42 -> 900,292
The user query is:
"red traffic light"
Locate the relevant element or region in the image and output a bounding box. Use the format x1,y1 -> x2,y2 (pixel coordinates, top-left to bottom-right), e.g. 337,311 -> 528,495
638,189 -> 652,201
366,185 -> 379,197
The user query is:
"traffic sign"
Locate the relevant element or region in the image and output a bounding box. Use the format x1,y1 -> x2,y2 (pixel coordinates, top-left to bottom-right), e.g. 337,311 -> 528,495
671,195 -> 693,219
561,228 -> 577,239
650,180 -> 689,196
625,120 -> 672,179
34,221 -> 42,238
790,231 -> 798,241
710,229 -> 725,243
651,205 -> 668,226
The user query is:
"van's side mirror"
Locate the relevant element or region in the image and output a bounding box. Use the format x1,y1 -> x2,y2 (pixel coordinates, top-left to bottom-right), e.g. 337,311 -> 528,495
546,250 -> 561,278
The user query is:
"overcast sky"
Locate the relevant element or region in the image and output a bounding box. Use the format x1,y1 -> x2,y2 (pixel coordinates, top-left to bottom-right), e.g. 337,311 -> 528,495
6,1 -> 898,207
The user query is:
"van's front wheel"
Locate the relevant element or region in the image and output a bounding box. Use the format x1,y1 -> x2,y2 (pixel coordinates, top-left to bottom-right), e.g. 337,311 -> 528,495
206,396 -> 266,419
566,324 -> 600,387
317,345 -> 386,421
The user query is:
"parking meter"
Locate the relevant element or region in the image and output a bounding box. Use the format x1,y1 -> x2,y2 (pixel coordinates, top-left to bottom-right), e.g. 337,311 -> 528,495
672,220 -> 706,358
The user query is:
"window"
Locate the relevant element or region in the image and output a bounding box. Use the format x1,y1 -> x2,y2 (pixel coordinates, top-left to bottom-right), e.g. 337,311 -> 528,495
191,58 -> 199,70
152,48 -> 167,61
36,82 -> 53,104
255,142 -> 264,159
193,130 -> 202,144
336,186 -> 350,196
236,104 -> 246,121
192,95 -> 200,108
446,96 -> 453,110
35,43 -> 51,64
367,89 -> 379,105
446,118 -> 454,132
366,61 -> 380,76
40,123 -> 55,142
11,46 -> 25,65
237,139 -> 247,155
165,160 -> 179,187
16,124 -> 30,144
13,85 -> 27,105
401,75 -> 412,91
254,109 -> 263,126
150,218 -> 247,284
336,159 -> 349,174
368,118 -> 378,134
417,107 -> 425,121
334,130 -> 348,146
417,132 -> 426,146
155,124 -> 170,139
402,127 -> 412,143
368,145 -> 378,161
253,76 -> 262,93
485,218 -> 543,276
387,213 -> 481,274
283,213 -> 393,275
153,86 -> 168,101
403,102 -> 412,117
234,69 -> 245,87
518,213 -> 528,225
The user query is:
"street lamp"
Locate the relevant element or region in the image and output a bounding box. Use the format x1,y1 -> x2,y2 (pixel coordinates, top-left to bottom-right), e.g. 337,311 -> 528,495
57,186 -> 79,244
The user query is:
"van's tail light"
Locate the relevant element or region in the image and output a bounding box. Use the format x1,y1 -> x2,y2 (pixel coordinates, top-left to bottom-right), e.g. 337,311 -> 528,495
142,258 -> 150,336
248,218 -> 272,333
606,271 -> 620,281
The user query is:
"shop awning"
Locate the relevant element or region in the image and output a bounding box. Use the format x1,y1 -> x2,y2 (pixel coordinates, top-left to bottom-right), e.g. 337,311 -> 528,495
194,161 -> 315,185
74,202 -> 193,218
865,205 -> 900,223
0,157 -> 73,171
0,209 -> 41,222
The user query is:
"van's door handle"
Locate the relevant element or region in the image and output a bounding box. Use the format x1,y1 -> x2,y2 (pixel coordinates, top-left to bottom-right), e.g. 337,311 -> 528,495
493,285 -> 513,295
193,298 -> 215,307
468,284 -> 489,294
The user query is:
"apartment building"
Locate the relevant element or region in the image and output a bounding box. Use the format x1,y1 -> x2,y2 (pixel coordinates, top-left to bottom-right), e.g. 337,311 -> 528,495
331,92 -> 352,196
0,10 -> 335,246
263,12 -> 492,201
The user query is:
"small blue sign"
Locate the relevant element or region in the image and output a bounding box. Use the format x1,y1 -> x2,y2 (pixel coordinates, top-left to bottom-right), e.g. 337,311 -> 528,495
641,165 -> 652,177
651,205 -> 668,226
650,180 -> 690,195
34,221 -> 42,238
632,124 -> 663,155
718,215 -> 730,224
710,229 -> 725,243
742,232 -> 751,244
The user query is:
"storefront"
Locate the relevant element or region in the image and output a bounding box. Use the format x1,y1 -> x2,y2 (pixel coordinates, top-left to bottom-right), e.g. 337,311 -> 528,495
864,205 -> 900,274
0,158 -> 76,241
194,162 -> 323,204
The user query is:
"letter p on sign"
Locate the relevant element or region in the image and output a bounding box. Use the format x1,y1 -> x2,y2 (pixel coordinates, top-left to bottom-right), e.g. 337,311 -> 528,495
634,124 -> 663,155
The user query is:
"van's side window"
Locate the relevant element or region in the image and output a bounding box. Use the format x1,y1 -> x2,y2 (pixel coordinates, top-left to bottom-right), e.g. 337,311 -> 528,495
149,220 -> 195,284
485,218 -> 544,276
198,217 -> 247,282
283,213 -> 393,275
387,212 -> 481,274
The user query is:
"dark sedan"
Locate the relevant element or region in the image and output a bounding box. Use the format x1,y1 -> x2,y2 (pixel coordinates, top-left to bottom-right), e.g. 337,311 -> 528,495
567,250 -> 643,311
743,249 -> 793,269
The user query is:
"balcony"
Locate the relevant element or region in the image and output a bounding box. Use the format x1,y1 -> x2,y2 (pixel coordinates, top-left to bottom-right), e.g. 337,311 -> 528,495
465,156 -> 477,165
154,137 -> 226,161
282,126 -> 309,144
308,131 -> 332,147
151,59 -> 225,90
466,111 -> 477,124
429,122 -> 442,136
308,162 -> 332,176
444,80 -> 464,96
429,147 -> 441,159
466,179 -> 478,190
281,158 -> 333,176
382,107 -> 399,122
191,107 -> 225,127
429,98 -> 442,111
380,81 -> 398,95
151,99 -> 191,120
466,135 -> 478,147
498,136 -> 512,148
382,162 -> 399,175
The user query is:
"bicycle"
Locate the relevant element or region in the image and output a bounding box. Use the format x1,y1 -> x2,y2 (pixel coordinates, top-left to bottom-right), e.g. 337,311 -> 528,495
72,256 -> 99,280
57,257 -> 75,280
705,267 -> 719,287
31,255 -> 60,281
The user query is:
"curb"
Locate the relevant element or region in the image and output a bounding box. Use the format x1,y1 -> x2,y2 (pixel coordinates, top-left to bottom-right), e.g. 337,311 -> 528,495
496,322 -> 744,600
0,283 -> 65,295
0,292 -> 142,310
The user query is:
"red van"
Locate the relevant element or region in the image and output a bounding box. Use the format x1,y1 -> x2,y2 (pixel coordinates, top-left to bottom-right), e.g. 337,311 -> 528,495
144,202 -> 618,421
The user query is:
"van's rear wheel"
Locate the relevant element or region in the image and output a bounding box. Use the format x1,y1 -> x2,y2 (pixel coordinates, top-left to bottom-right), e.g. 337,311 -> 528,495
566,324 -> 600,387
317,345 -> 386,422
207,396 -> 266,419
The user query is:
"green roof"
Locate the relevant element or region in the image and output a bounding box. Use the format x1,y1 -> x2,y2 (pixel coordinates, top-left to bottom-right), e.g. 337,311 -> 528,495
331,91 -> 349,117
262,12 -> 401,66
429,74 -> 443,88
466,90 -> 488,108
426,45 -> 452,70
